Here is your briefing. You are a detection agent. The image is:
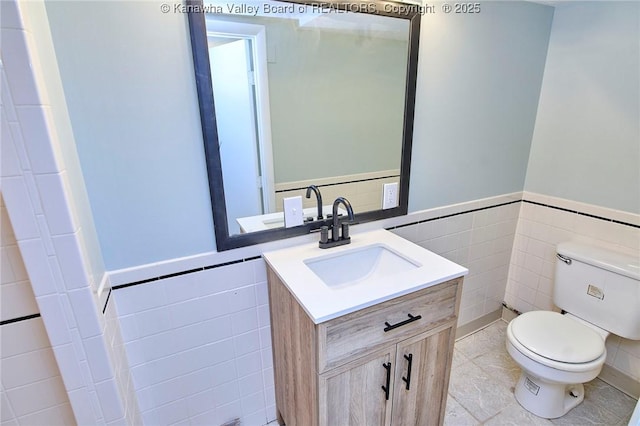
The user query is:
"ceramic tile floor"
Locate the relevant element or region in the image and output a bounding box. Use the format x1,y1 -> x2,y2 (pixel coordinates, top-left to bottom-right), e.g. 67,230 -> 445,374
445,320 -> 638,426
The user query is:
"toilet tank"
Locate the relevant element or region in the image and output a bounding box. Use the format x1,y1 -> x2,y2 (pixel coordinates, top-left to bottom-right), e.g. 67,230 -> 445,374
555,242 -> 640,340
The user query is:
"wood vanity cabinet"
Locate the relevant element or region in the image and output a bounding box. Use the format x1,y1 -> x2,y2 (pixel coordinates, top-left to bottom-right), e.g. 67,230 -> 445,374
267,266 -> 463,426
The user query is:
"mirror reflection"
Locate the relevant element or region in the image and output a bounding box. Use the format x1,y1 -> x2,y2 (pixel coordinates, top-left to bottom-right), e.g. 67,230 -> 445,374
204,1 -> 410,235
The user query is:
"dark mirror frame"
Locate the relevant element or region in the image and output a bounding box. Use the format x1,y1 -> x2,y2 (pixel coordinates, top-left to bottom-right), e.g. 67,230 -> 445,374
187,0 -> 421,251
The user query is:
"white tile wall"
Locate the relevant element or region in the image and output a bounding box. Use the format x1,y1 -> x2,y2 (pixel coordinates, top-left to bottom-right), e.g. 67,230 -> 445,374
1,1 -> 141,423
108,196 -> 520,425
0,202 -> 38,321
505,191 -> 640,382
0,197 -> 76,426
104,190 -> 638,422
112,258 -> 274,426
392,200 -> 520,327
1,338 -> 77,425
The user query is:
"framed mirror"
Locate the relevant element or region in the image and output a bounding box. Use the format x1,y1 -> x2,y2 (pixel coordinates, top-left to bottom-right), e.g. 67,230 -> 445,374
187,0 -> 420,250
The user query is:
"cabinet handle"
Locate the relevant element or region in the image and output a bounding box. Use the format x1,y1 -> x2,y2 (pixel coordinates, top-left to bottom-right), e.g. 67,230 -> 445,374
402,354 -> 413,390
381,362 -> 392,400
384,313 -> 422,332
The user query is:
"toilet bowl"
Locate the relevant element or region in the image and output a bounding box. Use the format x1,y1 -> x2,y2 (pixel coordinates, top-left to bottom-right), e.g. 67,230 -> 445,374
505,242 -> 640,419
506,311 -> 608,418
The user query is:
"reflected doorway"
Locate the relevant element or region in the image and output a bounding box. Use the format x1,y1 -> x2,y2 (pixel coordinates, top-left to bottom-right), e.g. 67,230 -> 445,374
207,22 -> 274,235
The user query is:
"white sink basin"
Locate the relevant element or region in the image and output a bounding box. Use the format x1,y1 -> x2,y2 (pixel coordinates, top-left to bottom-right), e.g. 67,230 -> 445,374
263,229 -> 468,323
304,245 -> 419,288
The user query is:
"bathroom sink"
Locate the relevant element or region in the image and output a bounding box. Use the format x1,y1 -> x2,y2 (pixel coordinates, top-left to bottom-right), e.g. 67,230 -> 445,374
263,229 -> 468,323
304,245 -> 419,288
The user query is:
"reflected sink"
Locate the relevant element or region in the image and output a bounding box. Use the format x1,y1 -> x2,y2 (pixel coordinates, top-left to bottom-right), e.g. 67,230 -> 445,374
304,244 -> 419,288
261,217 -> 286,229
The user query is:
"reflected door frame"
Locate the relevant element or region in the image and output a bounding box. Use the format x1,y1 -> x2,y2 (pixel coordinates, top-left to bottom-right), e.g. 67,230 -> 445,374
206,19 -> 276,215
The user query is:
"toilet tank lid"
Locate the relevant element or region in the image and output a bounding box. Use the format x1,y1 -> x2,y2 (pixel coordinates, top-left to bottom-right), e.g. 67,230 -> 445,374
557,242 -> 640,280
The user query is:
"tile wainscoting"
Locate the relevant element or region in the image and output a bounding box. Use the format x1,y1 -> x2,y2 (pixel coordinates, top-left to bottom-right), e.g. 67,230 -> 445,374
111,259 -> 273,425
106,192 -> 639,424
390,199 -> 520,329
1,197 -> 75,426
107,193 -> 523,425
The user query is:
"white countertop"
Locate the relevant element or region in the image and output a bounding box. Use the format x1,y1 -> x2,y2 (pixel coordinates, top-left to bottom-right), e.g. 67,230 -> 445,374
263,229 -> 468,324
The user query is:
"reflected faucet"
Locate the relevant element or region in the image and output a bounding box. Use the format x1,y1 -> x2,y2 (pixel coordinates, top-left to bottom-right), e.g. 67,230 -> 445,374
319,196 -> 355,249
305,185 -> 323,220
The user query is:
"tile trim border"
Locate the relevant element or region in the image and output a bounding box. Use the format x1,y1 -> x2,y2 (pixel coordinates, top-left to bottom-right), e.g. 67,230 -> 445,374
107,199 -> 523,299
388,200 -> 521,230
110,255 -> 262,291
104,194 -> 639,311
0,313 -> 42,326
102,288 -> 112,315
522,199 -> 640,229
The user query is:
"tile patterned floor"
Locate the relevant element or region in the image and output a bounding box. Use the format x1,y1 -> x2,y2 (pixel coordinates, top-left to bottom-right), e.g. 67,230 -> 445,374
445,320 -> 638,426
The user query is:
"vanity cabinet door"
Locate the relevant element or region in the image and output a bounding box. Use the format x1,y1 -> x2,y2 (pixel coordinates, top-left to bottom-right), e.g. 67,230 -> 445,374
390,326 -> 455,426
319,349 -> 395,426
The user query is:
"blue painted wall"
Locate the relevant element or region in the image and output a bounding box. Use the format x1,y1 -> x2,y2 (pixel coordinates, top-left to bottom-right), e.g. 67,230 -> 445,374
525,2 -> 640,214
408,2 -> 553,211
46,1 -> 556,269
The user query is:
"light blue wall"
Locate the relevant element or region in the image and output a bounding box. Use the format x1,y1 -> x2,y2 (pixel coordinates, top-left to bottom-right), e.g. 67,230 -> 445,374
45,1 -> 216,269
22,0 -> 106,285
524,2 -> 640,214
408,2 -> 553,212
46,1 -> 554,270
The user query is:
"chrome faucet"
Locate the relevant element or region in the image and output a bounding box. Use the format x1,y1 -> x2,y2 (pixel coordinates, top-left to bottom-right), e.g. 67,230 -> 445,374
319,196 -> 355,249
305,185 -> 323,220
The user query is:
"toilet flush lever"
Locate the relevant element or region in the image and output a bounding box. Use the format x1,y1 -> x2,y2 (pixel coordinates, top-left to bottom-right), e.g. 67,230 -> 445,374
557,253 -> 572,265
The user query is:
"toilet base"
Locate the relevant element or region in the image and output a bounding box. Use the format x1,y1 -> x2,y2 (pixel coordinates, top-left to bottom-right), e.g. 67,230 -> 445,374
514,372 -> 584,419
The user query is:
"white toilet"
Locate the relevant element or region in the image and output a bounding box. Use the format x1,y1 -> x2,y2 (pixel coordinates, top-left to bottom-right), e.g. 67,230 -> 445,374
506,241 -> 640,419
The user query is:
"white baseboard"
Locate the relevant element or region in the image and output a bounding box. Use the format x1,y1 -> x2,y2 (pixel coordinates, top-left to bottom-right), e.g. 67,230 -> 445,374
455,308 -> 503,340
599,364 -> 640,400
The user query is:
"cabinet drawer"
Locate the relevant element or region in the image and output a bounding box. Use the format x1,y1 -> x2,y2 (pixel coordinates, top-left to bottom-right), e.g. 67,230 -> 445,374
317,278 -> 460,373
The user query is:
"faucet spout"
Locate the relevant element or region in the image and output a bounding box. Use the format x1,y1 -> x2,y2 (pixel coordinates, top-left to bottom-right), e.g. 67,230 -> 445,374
318,196 -> 355,248
332,197 -> 355,241
305,185 -> 323,220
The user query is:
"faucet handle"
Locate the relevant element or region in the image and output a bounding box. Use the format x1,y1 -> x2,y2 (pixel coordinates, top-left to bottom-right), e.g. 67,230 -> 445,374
320,226 -> 329,244
319,196 -> 354,248
341,222 -> 350,240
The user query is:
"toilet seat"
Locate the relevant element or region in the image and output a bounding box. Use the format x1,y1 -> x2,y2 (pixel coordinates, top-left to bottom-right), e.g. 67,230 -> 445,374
507,311 -> 606,372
